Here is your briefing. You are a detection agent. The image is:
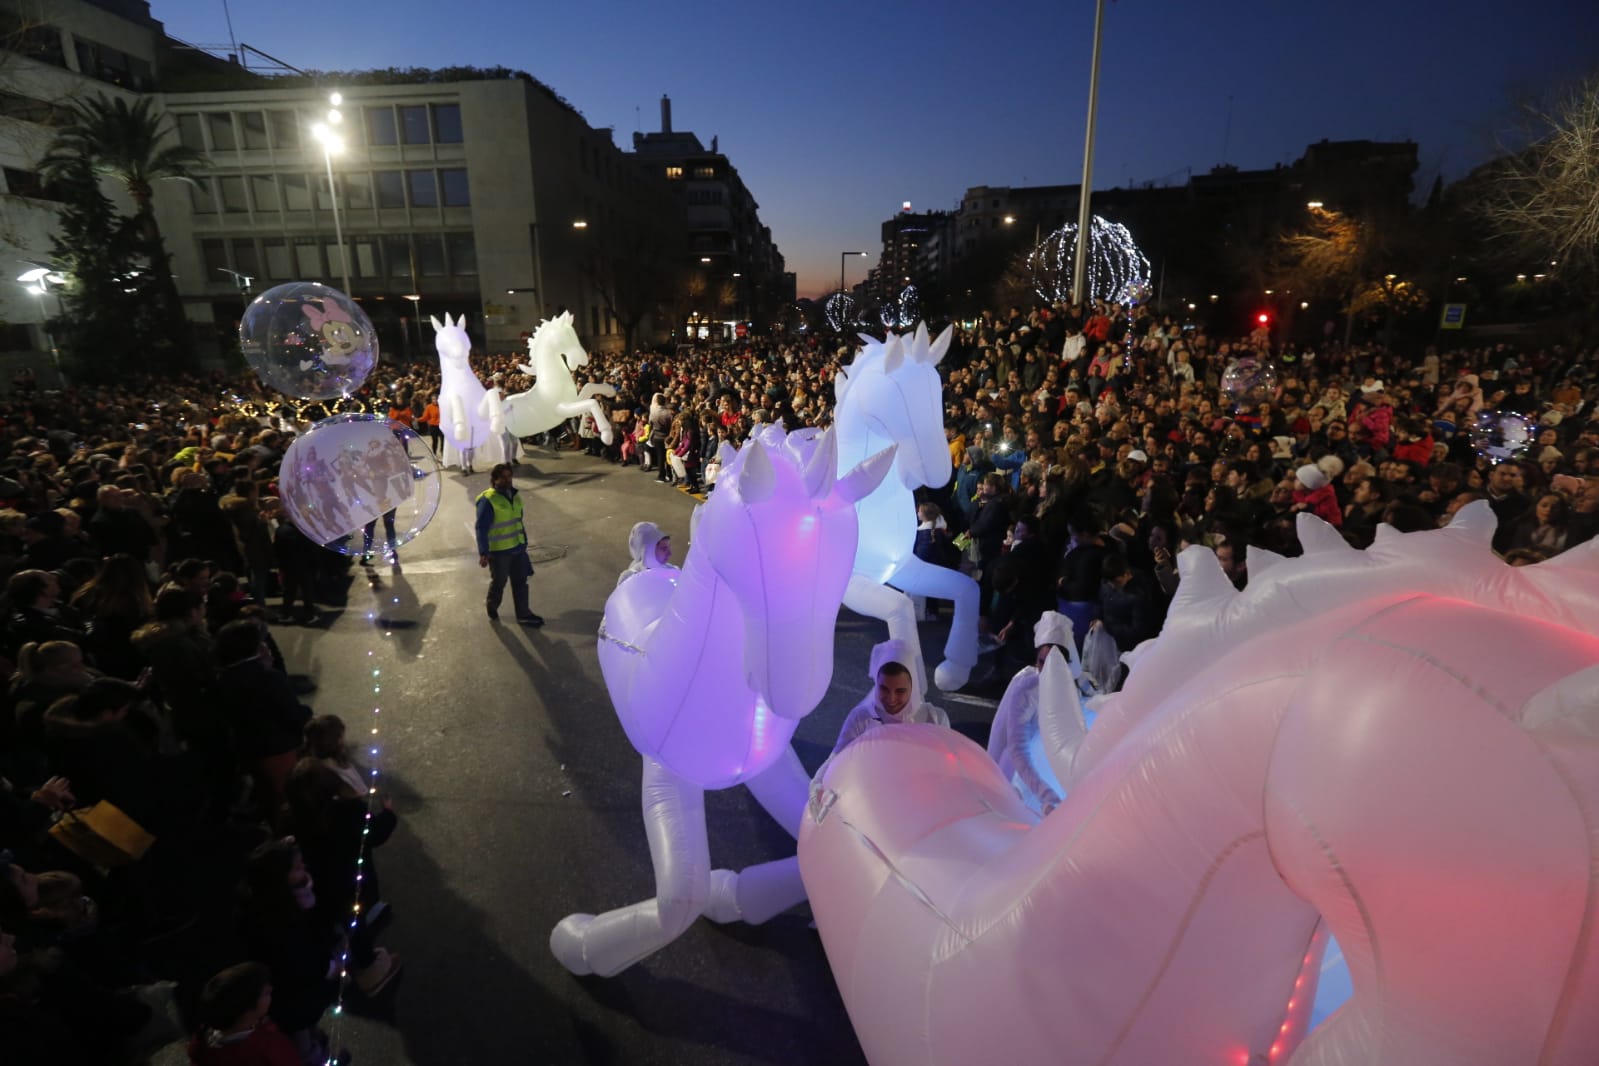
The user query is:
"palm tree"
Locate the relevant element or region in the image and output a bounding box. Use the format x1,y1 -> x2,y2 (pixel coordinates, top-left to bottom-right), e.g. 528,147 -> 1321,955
40,94 -> 204,371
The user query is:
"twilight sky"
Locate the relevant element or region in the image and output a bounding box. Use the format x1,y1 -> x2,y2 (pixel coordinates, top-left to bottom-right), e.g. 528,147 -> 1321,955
156,0 -> 1598,298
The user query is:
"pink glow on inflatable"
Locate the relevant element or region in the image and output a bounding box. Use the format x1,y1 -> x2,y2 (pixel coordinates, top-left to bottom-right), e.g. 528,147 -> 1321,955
799,503 -> 1599,1066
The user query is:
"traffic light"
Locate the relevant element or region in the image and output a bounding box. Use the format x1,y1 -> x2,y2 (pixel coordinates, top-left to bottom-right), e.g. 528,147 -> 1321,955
1256,312 -> 1271,326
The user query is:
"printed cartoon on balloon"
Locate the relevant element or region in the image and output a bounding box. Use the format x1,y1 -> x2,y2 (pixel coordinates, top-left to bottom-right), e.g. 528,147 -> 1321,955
835,323 -> 979,692
550,426 -> 894,977
299,298 -> 362,372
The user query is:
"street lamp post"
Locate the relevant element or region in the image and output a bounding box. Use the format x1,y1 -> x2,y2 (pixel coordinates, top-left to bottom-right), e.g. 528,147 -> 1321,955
1071,0 -> 1107,306
839,250 -> 868,294
17,264 -> 66,384
311,92 -> 353,297
403,293 -> 422,358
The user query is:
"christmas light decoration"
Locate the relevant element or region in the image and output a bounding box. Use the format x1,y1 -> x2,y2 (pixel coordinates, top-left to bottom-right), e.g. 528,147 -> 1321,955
1028,216 -> 1150,304
825,291 -> 857,333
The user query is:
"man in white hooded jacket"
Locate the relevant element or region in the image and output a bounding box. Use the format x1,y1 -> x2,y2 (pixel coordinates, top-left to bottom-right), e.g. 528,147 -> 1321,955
830,638 -> 949,758
616,521 -> 677,587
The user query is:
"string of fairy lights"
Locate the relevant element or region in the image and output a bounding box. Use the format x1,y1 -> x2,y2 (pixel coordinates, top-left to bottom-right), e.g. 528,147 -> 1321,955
1027,215 -> 1151,305
324,618 -> 391,1059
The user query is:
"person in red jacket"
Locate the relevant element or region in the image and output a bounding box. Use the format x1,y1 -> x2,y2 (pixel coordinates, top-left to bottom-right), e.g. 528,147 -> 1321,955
1390,416 -> 1435,467
186,962 -> 303,1066
1291,464 -> 1343,527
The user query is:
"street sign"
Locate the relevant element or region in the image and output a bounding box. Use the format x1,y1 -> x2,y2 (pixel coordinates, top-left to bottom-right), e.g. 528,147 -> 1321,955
735,322 -> 748,338
1440,303 -> 1467,330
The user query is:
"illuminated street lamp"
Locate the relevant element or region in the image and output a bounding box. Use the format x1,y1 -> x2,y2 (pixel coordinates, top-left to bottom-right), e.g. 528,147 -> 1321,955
839,250 -> 868,294
310,91 -> 352,296
16,263 -> 66,381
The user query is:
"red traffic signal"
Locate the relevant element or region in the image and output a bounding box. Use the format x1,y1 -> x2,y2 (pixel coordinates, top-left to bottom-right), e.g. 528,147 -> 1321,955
1256,312 -> 1270,325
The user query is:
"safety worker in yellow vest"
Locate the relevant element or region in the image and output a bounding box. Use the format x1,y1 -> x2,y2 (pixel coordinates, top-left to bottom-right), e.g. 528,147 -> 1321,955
475,462 -> 543,626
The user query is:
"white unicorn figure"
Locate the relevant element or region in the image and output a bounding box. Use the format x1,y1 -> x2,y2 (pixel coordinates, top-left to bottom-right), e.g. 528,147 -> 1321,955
550,425 -> 895,977
835,323 -> 979,692
504,310 -> 616,445
432,312 -> 491,472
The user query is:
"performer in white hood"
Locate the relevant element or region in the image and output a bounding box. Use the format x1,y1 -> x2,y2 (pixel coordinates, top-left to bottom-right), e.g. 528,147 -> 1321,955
830,637 -> 950,757
986,610 -> 1089,814
616,521 -> 677,586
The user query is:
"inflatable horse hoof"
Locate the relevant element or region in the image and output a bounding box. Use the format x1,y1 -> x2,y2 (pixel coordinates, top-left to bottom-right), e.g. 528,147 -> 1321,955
933,659 -> 971,692
549,913 -> 596,975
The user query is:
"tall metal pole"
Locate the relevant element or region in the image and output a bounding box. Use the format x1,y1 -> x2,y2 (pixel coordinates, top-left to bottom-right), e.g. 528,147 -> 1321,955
840,251 -> 847,295
1071,0 -> 1107,307
321,148 -> 352,297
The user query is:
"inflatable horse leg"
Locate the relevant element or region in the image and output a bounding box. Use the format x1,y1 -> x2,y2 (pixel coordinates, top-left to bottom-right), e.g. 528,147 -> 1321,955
556,397 -> 614,446
886,555 -> 980,691
843,573 -> 927,701
704,747 -> 811,925
577,382 -> 617,399
550,757 -> 710,977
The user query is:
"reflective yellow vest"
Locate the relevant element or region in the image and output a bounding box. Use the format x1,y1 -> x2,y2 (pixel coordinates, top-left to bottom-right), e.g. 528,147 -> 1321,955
477,489 -> 526,553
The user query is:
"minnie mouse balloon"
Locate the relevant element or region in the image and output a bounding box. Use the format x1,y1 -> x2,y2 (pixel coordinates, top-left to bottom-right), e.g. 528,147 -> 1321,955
240,282 -> 378,400
278,413 -> 441,556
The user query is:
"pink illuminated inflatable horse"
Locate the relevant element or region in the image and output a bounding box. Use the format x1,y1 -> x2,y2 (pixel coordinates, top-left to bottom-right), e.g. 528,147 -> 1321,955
800,502 -> 1599,1066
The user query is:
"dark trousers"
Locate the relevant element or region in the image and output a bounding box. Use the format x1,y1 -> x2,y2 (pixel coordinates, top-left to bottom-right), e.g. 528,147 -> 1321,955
486,549 -> 532,618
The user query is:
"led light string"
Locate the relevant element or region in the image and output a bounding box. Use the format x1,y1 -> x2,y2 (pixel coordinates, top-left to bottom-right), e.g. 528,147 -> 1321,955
1028,216 -> 1150,305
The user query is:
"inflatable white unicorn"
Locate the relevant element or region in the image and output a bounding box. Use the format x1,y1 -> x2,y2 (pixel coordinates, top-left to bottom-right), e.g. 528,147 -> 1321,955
432,312 -> 490,473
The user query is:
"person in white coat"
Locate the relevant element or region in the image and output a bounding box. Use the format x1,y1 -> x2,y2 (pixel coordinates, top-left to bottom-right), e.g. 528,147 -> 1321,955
986,611 -> 1089,814
831,638 -> 950,757
616,521 -> 677,587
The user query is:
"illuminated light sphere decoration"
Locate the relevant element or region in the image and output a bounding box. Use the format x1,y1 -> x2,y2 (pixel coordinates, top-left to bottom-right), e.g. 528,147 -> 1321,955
1028,216 -> 1151,304
1220,357 -> 1280,405
1470,409 -> 1534,465
826,291 -> 857,333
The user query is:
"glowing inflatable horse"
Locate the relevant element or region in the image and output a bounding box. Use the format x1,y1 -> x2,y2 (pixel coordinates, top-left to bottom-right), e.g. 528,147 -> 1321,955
836,324 -> 979,691
432,312 -> 490,471
551,425 -> 895,977
504,310 -> 616,444
800,502 -> 1599,1066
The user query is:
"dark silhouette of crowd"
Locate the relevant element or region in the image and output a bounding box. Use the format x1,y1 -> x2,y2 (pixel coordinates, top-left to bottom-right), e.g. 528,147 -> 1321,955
1,293 -> 1595,1061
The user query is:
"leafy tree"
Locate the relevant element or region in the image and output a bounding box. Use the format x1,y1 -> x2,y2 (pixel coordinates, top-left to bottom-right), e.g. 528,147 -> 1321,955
40,94 -> 203,373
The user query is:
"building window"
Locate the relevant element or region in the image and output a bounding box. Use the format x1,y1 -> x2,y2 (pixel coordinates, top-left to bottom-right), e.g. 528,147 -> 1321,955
294,238 -> 322,278
73,38 -> 151,91
218,175 -> 248,213
407,170 -> 438,208
200,238 -> 228,277
175,113 -> 205,151
665,166 -> 683,180
4,20 -> 65,68
240,111 -> 269,150
207,112 -> 236,152
384,235 -> 412,279
232,239 -> 260,279
324,241 -> 346,279
190,178 -> 216,214
268,110 -> 299,149
446,232 -> 476,275
282,174 -> 311,212
432,103 -> 462,143
415,234 -> 445,276
343,173 -> 372,211
399,105 -> 429,145
693,166 -> 714,179
365,106 -> 397,146
353,238 -> 379,278
250,175 -> 278,212
440,168 -> 469,207
1,167 -> 64,202
314,172 -> 336,212
262,238 -> 291,279
374,171 -> 405,209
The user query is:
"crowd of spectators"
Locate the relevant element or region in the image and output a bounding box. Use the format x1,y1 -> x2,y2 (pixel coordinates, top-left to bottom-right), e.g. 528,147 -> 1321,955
0,294 -> 1595,1060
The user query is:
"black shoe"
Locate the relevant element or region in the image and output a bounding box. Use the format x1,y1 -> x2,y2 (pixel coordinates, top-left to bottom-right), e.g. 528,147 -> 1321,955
487,609 -> 499,622
516,614 -> 545,627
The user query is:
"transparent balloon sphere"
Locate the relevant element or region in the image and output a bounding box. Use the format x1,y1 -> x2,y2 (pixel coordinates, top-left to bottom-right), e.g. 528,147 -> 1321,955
1470,409 -> 1534,465
240,282 -> 379,401
1220,357 -> 1279,401
278,414 -> 440,558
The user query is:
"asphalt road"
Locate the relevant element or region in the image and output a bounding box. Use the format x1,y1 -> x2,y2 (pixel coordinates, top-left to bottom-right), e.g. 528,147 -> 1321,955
269,443 -> 997,1066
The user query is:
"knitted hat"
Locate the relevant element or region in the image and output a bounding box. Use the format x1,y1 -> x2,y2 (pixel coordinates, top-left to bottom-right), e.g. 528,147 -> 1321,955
1316,455 -> 1346,481
1296,464 -> 1329,490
